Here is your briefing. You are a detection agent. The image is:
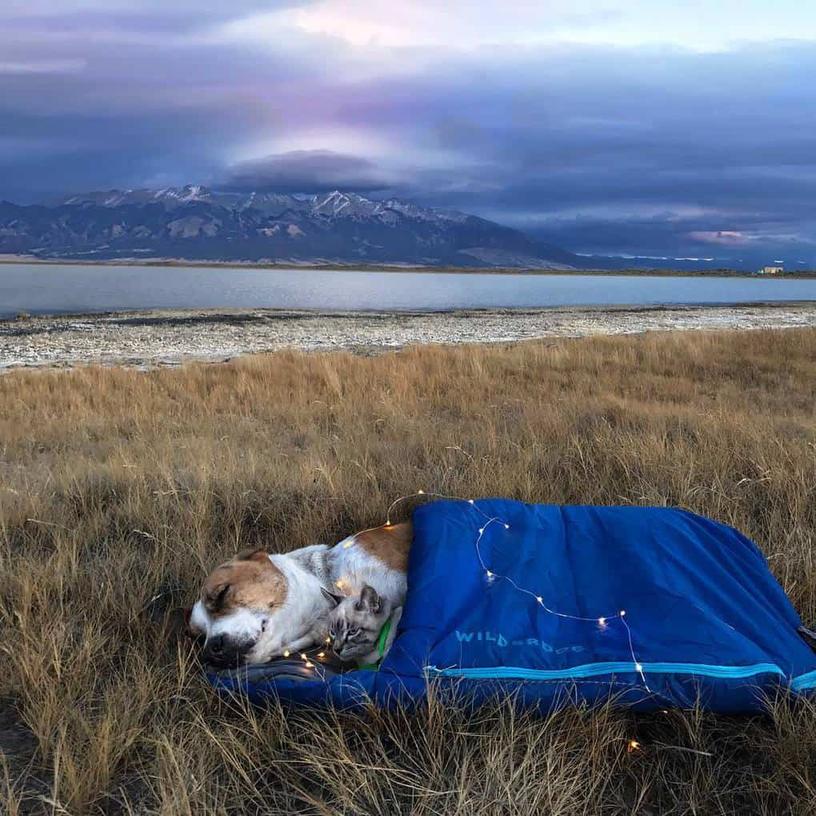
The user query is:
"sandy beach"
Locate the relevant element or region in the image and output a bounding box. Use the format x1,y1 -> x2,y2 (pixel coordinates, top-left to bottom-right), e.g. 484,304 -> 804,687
2,302 -> 816,370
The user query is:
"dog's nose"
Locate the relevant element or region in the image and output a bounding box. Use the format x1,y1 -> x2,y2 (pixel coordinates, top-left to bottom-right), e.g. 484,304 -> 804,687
202,634 -> 254,667
203,634 -> 228,664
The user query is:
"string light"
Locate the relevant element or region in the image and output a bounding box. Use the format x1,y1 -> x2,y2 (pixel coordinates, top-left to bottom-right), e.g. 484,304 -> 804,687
297,650 -> 320,676
440,494 -> 652,692
627,739 -> 641,753
334,490 -> 652,694
283,649 -> 290,657
474,509 -> 650,691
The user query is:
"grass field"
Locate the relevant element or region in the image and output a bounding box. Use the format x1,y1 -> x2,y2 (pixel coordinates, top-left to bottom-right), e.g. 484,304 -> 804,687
2,328 -> 816,814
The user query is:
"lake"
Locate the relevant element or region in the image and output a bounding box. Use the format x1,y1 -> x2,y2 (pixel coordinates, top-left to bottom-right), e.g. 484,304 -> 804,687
2,263 -> 816,318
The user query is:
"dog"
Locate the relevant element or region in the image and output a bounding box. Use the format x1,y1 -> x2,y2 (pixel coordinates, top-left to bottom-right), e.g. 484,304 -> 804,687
189,522 -> 412,667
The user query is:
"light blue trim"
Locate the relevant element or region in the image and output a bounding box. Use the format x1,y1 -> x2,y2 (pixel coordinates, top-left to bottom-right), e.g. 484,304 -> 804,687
425,662 -> 785,683
791,670 -> 816,692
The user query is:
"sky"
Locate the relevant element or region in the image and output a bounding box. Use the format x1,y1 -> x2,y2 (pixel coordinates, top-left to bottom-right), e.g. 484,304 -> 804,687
2,1 -> 816,265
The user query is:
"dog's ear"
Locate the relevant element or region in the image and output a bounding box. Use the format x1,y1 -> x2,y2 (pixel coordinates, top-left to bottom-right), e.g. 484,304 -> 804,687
235,547 -> 269,564
357,584 -> 382,614
204,583 -> 231,612
321,586 -> 344,607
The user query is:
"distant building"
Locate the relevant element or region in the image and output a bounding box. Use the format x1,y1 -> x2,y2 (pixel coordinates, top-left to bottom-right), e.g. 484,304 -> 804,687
758,265 -> 784,275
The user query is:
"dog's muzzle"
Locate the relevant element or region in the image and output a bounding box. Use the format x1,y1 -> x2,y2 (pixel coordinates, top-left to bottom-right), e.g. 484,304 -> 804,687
202,633 -> 254,668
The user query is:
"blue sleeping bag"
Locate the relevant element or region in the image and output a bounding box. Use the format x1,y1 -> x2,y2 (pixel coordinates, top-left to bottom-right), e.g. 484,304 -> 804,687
211,499 -> 816,712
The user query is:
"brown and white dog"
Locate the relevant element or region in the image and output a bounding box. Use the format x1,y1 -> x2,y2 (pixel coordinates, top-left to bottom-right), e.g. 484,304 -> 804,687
190,522 -> 412,667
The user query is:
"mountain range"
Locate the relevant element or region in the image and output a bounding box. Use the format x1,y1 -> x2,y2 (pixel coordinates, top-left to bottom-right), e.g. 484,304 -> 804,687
0,186 -> 583,269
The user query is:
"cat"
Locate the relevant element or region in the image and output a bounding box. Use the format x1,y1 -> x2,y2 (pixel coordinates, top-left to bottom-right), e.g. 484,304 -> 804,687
321,583 -> 402,667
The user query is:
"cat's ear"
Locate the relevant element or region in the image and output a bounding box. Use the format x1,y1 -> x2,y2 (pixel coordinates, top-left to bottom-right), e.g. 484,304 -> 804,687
357,584 -> 382,613
321,586 -> 344,607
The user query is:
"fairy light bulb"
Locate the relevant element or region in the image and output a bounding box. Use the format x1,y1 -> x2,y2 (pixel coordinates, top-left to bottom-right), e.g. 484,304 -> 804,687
417,489 -> 425,494
283,650 -> 290,657
317,652 -> 325,659
504,523 -> 510,529
620,610 -> 626,617
536,596 -> 544,605
627,740 -> 640,753
635,663 -> 643,673
598,617 -> 606,627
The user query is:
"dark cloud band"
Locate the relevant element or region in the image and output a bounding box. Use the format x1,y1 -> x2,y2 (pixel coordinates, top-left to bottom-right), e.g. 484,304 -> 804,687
223,151 -> 393,193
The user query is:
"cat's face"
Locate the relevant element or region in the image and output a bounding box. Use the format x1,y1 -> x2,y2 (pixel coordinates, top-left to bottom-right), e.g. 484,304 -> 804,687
324,585 -> 391,662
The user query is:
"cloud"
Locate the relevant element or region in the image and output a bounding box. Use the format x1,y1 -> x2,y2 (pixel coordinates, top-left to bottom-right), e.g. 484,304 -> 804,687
223,150 -> 394,192
1,1 -> 305,27
0,2 -> 815,264
688,231 -> 753,246
233,0 -> 816,52
0,59 -> 86,75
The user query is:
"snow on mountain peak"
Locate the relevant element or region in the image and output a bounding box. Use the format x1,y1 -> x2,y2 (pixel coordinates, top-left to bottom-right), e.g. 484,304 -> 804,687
155,185 -> 210,202
59,185 -> 468,228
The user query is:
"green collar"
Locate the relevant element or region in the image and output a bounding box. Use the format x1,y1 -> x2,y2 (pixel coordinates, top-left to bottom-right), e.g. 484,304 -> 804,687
358,615 -> 393,671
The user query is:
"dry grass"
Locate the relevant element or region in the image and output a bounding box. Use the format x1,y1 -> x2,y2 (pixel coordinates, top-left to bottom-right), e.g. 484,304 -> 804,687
1,328 -> 816,814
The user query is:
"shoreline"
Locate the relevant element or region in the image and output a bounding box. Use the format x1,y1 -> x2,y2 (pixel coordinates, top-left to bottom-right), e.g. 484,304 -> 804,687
4,298 -> 816,323
3,255 -> 815,278
3,302 -> 816,372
